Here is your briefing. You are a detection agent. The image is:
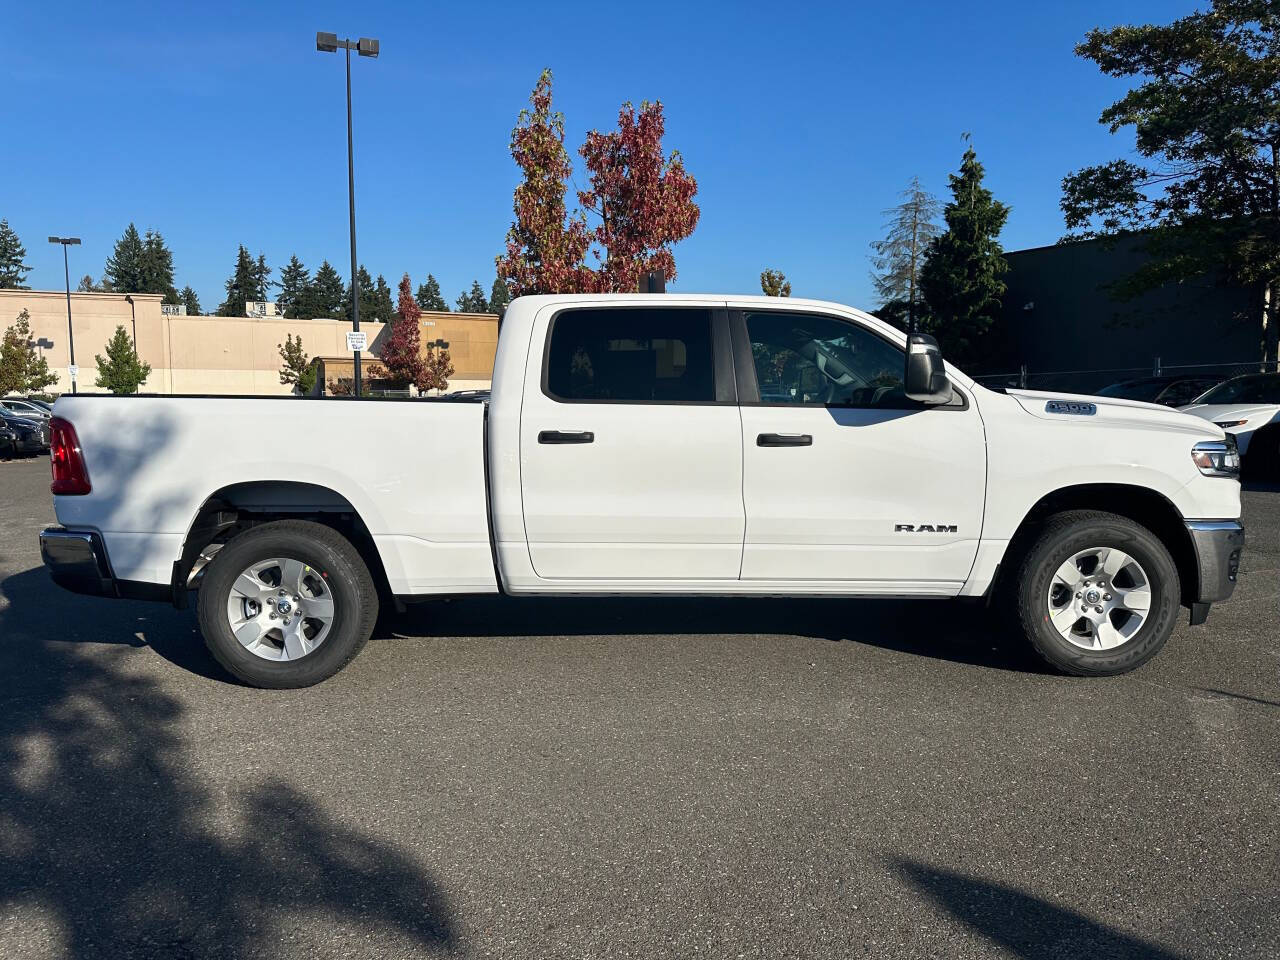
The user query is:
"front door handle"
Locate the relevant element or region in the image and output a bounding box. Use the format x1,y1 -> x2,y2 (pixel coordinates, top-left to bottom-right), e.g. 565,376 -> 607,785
757,432 -> 813,447
539,430 -> 595,444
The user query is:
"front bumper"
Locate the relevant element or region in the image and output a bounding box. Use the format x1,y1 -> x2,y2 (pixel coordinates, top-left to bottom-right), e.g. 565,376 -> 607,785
39,527 -> 170,602
1185,520 -> 1245,623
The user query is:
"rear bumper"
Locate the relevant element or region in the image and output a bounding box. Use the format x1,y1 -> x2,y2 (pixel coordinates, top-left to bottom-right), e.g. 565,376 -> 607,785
39,527 -> 170,602
1185,520 -> 1244,624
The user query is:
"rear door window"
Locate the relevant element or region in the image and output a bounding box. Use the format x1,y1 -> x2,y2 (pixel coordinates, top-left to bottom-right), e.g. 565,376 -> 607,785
544,308 -> 716,403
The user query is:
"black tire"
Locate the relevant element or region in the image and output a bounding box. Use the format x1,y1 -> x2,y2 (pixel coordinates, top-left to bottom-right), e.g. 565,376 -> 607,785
196,520 -> 379,688
1012,510 -> 1180,677
1244,425 -> 1280,480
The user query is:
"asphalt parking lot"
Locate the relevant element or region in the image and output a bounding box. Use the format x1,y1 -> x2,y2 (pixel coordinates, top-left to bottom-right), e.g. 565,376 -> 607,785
0,455 -> 1276,960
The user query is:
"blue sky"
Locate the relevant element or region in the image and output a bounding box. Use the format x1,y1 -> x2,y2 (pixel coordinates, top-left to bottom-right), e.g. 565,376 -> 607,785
6,0 -> 1189,313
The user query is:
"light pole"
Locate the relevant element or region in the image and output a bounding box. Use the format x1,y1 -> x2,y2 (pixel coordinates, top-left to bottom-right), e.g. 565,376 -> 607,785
316,30 -> 379,398
48,236 -> 81,394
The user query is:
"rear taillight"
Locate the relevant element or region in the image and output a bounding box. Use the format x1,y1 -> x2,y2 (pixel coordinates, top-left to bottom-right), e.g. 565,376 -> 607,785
50,417 -> 91,495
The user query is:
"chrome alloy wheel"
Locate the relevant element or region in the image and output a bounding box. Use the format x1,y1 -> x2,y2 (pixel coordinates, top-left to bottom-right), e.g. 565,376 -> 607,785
1045,547 -> 1153,651
225,558 -> 335,661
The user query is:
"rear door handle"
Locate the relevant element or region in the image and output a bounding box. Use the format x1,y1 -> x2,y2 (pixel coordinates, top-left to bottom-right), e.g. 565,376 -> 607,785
757,432 -> 812,447
538,430 -> 595,444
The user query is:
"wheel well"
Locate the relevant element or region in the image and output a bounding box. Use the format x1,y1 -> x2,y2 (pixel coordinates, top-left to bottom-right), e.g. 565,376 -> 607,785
1001,484 -> 1198,607
174,482 -> 394,608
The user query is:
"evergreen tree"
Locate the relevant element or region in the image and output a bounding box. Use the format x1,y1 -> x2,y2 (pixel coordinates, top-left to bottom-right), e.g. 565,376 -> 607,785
309,261 -> 346,318
252,254 -> 272,302
372,274 -> 395,322
277,333 -> 316,393
179,286 -> 202,316
343,265 -> 377,324
869,177 -> 941,331
415,274 -> 448,311
139,229 -> 177,300
919,145 -> 1010,365
94,325 -> 152,394
489,276 -> 511,314
456,280 -> 489,313
104,223 -> 147,293
217,245 -> 257,317
77,275 -> 99,293
0,219 -> 31,289
276,256 -> 311,318
759,269 -> 791,297
0,310 -> 57,394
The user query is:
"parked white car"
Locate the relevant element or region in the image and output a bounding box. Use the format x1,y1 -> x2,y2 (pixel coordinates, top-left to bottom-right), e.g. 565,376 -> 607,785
1180,373 -> 1280,470
40,294 -> 1245,687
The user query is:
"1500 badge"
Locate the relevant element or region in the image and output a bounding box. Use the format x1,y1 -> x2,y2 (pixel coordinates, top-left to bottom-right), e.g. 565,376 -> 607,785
895,524 -> 958,533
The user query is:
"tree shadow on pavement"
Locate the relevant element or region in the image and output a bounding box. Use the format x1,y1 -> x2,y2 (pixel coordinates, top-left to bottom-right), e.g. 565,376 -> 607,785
891,858 -> 1185,960
0,568 -> 455,958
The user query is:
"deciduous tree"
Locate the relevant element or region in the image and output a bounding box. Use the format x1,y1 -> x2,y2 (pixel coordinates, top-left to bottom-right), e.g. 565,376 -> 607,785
77,275 -> 99,293
870,177 -> 941,331
381,274 -> 426,390
94,325 -> 151,394
919,145 -> 1010,365
415,274 -> 448,311
1062,0 -> 1280,361
496,69 -> 592,297
277,333 -> 316,394
578,98 -> 700,292
760,269 -> 791,297
0,219 -> 31,289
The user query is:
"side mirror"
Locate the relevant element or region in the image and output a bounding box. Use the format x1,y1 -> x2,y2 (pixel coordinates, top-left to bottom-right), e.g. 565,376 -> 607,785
904,333 -> 953,404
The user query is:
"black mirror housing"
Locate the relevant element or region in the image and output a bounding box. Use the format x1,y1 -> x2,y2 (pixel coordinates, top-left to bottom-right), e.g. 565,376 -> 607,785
904,333 -> 953,404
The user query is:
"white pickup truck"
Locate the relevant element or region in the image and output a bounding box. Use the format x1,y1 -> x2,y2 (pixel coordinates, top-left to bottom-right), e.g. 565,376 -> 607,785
40,294 -> 1245,687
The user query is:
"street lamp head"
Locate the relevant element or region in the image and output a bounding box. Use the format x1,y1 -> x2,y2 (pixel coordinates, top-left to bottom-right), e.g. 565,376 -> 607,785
357,37 -> 379,58
48,236 -> 81,245
316,31 -> 339,52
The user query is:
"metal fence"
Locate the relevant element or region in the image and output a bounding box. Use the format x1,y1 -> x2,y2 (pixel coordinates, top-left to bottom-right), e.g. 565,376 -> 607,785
971,358 -> 1280,395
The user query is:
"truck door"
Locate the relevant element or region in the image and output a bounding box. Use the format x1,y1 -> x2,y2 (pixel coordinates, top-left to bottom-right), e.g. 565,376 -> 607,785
519,304 -> 745,581
733,307 -> 986,591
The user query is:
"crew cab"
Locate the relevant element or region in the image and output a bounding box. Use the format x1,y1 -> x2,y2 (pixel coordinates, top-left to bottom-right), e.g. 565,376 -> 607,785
39,294 -> 1245,687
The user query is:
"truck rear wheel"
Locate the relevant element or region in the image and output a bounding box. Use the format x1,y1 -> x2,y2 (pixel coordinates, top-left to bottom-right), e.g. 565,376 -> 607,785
1013,510 -> 1180,676
196,520 -> 379,688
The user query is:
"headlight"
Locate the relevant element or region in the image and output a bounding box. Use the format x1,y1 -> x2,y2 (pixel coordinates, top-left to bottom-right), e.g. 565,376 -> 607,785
1191,438 -> 1240,478
1214,419 -> 1248,429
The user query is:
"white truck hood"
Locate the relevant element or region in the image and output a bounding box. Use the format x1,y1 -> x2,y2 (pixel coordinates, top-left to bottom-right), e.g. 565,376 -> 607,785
1178,401 -> 1280,425
1006,388 -> 1224,440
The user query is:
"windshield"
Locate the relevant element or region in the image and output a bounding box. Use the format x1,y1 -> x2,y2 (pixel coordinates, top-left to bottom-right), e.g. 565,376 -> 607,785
1096,379 -> 1165,401
1193,374 -> 1280,405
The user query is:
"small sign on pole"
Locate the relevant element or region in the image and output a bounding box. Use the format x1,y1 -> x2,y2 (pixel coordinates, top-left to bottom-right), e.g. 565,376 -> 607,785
345,331 -> 368,352
68,364 -> 79,381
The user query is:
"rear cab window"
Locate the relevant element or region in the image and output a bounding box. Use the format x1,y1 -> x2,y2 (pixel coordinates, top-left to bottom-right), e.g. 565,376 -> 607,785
543,307 -> 717,404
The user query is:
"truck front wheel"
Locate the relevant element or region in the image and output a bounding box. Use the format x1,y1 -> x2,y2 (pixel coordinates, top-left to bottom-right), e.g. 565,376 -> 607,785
1013,510 -> 1181,676
196,520 -> 379,688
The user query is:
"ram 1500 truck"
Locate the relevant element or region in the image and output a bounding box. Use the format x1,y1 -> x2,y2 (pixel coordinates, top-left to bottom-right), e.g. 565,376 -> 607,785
40,294 -> 1245,687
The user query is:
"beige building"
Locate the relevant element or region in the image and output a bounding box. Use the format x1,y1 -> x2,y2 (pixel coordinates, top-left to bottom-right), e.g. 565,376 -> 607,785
0,289 -> 496,395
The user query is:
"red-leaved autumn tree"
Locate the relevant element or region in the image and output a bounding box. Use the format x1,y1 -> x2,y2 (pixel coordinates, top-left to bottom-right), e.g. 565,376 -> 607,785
382,274 -> 454,394
380,274 -> 424,388
497,70 -> 700,296
578,100 -> 699,292
497,70 -> 592,298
